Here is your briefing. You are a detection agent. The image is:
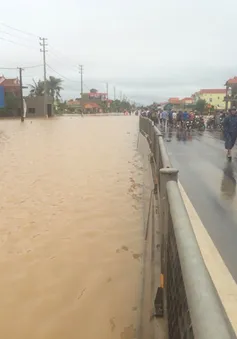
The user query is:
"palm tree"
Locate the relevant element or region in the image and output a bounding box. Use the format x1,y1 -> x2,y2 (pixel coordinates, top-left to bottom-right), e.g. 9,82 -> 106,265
29,77 -> 63,102
29,79 -> 44,96
47,76 -> 63,102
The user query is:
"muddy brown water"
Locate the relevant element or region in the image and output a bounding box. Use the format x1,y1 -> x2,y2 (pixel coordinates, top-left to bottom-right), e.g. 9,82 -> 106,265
0,116 -> 144,339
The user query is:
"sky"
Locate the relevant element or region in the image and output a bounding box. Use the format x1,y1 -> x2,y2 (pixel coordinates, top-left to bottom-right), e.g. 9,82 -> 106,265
1,0 -> 237,104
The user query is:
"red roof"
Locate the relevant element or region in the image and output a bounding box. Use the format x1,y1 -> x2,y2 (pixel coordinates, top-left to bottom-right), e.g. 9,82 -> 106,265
0,76 -> 20,87
226,77 -> 237,85
84,103 -> 100,109
168,97 -> 180,104
181,97 -> 193,101
199,89 -> 225,94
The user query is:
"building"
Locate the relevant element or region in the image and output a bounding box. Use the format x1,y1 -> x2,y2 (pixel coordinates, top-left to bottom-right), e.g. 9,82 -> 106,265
224,77 -> 237,109
167,97 -> 181,110
193,89 -> 226,109
67,99 -> 81,109
0,76 -> 20,97
181,97 -> 193,105
25,96 -> 54,117
168,97 -> 180,105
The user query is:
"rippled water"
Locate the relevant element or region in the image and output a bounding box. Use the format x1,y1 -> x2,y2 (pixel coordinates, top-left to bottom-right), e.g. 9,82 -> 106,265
0,116 -> 143,339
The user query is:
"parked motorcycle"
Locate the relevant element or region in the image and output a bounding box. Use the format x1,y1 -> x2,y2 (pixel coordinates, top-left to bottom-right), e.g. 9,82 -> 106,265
195,117 -> 205,131
206,117 -> 215,130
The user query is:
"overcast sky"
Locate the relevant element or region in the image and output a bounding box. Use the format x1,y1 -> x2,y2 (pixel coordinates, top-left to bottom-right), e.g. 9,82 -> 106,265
1,0 -> 237,104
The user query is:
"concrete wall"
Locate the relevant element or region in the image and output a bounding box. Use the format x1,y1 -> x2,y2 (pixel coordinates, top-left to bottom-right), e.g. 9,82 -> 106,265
25,96 -> 54,117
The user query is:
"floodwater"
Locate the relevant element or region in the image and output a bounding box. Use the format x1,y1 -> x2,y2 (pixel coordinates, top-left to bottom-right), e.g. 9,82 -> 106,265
0,116 -> 143,339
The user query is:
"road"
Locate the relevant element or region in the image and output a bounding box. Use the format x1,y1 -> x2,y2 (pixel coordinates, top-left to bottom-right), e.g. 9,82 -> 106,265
163,127 -> 237,282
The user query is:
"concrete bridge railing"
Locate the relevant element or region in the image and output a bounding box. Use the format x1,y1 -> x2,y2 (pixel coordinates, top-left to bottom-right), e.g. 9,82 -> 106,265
139,116 -> 236,339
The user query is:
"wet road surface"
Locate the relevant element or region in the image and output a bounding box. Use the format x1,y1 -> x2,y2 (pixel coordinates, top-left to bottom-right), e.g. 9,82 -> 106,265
163,127 -> 237,282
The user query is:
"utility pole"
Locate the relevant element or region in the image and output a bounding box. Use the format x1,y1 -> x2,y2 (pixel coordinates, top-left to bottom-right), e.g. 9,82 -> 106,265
19,67 -> 24,122
40,37 -> 48,117
105,82 -> 109,112
106,82 -> 109,99
113,86 -> 116,101
79,65 -> 84,97
120,91 -> 122,101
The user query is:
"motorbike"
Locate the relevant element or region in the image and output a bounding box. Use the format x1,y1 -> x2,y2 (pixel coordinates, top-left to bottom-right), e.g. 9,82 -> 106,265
206,117 -> 215,130
195,117 -> 205,131
217,117 -> 224,132
186,120 -> 192,131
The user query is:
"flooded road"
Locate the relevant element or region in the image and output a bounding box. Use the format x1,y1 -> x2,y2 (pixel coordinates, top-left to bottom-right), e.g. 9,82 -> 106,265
0,116 -> 143,339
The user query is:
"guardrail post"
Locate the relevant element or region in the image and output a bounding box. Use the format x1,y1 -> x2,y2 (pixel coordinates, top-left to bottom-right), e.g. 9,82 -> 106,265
154,167 -> 178,317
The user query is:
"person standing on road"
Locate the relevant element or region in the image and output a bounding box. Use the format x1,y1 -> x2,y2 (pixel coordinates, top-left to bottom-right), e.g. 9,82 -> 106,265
161,110 -> 168,129
168,110 -> 173,127
176,110 -> 182,128
182,110 -> 189,128
223,107 -> 237,160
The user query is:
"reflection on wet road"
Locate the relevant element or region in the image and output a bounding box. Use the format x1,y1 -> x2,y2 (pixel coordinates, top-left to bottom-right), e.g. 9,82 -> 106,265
163,127 -> 237,282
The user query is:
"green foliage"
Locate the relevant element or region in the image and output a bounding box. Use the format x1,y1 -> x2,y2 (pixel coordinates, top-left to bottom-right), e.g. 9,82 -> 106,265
47,76 -> 63,101
29,76 -> 63,102
29,79 -> 44,96
90,88 -> 98,93
0,92 -> 20,116
195,99 -> 206,113
110,99 -> 131,112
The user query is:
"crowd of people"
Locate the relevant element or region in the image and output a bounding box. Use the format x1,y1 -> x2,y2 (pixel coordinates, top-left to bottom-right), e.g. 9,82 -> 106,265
140,108 -> 205,130
139,106 -> 237,161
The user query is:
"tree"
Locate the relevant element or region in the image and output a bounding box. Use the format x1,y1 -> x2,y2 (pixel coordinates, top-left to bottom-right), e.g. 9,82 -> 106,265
29,76 -> 63,102
195,99 -> 206,113
29,79 -> 44,96
47,76 -> 63,102
90,88 -> 98,93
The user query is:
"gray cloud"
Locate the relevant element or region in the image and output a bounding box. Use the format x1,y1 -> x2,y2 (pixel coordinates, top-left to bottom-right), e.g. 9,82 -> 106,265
1,0 -> 237,104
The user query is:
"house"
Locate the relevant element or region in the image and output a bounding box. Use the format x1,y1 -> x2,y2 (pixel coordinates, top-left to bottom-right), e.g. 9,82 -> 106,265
84,102 -> 101,113
193,89 -> 226,109
80,90 -> 111,112
25,96 -> 54,117
168,97 -> 180,105
167,97 -> 181,110
67,99 -> 81,108
181,97 -> 193,105
0,76 -> 21,97
224,77 -> 237,109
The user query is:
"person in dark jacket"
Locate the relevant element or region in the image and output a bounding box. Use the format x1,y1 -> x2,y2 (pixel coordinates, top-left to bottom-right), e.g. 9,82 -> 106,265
223,107 -> 237,160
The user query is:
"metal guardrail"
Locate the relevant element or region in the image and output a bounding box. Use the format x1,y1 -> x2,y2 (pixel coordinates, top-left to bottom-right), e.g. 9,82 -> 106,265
139,116 -> 236,339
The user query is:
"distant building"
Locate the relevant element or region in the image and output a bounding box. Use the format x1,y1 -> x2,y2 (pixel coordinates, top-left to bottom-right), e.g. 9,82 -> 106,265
224,77 -> 237,109
68,90 -> 113,113
168,97 -> 180,105
181,97 -> 193,105
193,89 -> 226,109
168,97 -> 181,110
67,99 -> 81,109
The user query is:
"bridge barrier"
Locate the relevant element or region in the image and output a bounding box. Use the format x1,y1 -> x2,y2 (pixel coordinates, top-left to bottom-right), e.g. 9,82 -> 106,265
139,116 -> 236,339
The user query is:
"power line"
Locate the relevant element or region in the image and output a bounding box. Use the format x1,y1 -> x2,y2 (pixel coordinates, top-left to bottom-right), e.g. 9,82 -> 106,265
0,65 -> 42,70
0,22 -> 39,38
0,29 -> 38,44
24,64 -> 43,69
48,45 -> 79,66
47,64 -> 80,83
0,36 -> 39,50
47,51 -> 78,74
